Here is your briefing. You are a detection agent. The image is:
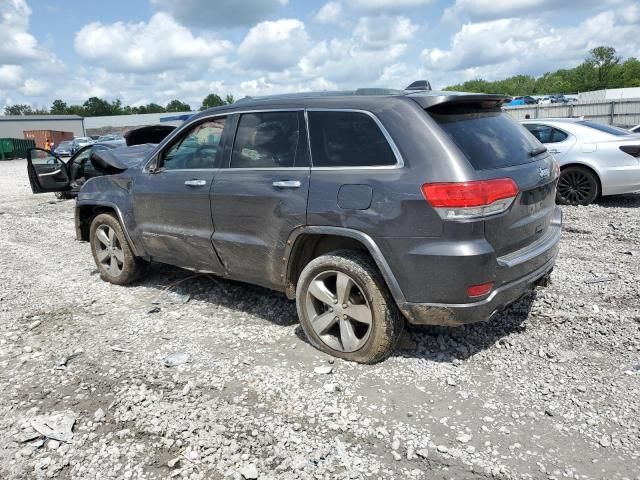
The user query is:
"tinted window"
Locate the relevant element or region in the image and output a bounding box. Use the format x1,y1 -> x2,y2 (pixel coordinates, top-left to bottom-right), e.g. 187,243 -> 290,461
308,111 -> 396,167
579,120 -> 632,136
231,112 -> 299,168
429,106 -> 540,170
524,124 -> 568,143
162,117 -> 226,170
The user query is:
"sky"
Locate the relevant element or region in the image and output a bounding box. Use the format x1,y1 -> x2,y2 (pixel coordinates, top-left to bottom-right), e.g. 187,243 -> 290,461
1,0 -> 639,110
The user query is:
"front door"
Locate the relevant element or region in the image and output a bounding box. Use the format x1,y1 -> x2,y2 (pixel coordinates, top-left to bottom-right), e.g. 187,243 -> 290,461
133,116 -> 229,274
211,111 -> 310,289
26,148 -> 71,193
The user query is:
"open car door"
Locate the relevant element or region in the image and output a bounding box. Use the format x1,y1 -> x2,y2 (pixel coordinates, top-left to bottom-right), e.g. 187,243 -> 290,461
26,148 -> 71,194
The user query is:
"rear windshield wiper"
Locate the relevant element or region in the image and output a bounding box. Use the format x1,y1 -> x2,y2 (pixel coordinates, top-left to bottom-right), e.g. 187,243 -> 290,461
529,146 -> 547,157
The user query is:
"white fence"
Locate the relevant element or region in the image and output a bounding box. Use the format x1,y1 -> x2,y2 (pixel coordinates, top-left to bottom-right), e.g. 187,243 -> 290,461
504,98 -> 640,127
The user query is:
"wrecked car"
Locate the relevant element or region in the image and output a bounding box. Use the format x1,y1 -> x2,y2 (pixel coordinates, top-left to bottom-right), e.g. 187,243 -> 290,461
26,88 -> 562,363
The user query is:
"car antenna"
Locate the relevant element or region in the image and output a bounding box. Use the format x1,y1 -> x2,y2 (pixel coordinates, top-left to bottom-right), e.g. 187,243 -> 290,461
405,80 -> 432,91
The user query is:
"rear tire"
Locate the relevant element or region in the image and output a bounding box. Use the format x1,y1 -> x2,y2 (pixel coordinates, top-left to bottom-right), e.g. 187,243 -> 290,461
90,213 -> 144,285
296,250 -> 404,364
556,166 -> 599,206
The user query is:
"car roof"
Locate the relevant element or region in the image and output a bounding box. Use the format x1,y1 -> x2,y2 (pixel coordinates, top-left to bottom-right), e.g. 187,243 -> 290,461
195,89 -> 511,117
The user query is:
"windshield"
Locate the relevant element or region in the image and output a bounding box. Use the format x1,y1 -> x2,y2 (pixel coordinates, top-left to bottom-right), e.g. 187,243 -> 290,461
428,105 -> 541,170
579,121 -> 632,136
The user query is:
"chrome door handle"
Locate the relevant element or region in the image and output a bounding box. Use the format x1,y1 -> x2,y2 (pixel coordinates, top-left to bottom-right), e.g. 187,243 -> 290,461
272,180 -> 301,189
184,179 -> 207,187
548,149 -> 560,154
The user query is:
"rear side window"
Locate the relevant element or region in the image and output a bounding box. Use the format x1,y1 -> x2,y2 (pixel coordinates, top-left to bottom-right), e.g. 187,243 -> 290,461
308,111 -> 397,167
524,124 -> 568,143
231,112 -> 299,168
429,106 -> 541,170
579,120 -> 632,136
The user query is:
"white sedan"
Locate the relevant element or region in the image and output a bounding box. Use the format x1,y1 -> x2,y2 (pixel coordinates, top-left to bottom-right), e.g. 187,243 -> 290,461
521,119 -> 640,205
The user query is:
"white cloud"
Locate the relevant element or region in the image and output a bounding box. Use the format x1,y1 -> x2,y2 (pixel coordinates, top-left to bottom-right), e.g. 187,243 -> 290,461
0,65 -> 23,89
314,2 -> 343,24
75,13 -> 233,73
423,5 -> 640,85
353,16 -> 418,50
18,78 -> 47,96
443,0 -> 612,22
150,0 -> 288,28
346,0 -> 433,12
238,19 -> 311,71
0,0 -> 41,64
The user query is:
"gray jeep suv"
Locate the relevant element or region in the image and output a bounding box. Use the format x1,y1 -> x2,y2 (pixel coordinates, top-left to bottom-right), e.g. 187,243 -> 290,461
26,87 -> 562,363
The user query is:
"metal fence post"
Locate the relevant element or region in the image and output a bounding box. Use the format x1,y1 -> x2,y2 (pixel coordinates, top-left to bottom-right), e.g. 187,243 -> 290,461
535,104 -> 540,118
610,101 -> 615,125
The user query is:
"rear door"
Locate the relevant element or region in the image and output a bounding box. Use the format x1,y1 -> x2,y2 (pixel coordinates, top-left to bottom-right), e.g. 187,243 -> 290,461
26,148 -> 71,194
210,110 -> 310,289
523,123 -> 576,161
429,106 -> 558,256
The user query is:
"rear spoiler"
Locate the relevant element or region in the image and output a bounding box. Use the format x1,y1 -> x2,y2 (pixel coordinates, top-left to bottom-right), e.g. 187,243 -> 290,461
408,93 -> 512,110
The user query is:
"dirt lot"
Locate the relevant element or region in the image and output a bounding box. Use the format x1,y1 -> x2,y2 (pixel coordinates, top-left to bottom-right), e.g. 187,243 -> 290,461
0,158 -> 638,480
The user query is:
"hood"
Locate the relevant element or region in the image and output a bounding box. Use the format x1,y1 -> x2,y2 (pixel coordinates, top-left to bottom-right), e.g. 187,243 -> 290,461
124,124 -> 176,146
90,144 -> 156,174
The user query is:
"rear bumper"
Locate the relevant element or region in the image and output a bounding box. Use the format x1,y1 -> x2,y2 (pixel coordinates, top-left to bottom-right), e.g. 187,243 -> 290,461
397,208 -> 562,326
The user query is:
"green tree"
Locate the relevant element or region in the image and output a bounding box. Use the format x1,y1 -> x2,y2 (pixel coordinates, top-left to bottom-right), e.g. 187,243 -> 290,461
586,46 -> 621,89
165,99 -> 191,112
225,94 -> 235,105
50,99 -> 68,114
621,58 -> 640,87
4,104 -> 33,115
200,93 -> 226,110
82,97 -> 113,117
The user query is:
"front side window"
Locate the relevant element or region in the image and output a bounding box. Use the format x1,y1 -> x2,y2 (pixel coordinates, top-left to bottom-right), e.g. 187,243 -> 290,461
162,117 -> 226,170
230,112 -> 299,168
307,111 -> 397,167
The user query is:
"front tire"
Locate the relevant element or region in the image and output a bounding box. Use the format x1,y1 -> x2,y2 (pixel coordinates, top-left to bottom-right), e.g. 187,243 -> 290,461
296,250 -> 404,364
556,166 -> 599,206
90,213 -> 144,285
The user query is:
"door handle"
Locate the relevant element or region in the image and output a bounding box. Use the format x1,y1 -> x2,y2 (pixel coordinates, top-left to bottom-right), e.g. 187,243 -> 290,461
548,149 -> 561,154
272,180 -> 301,189
184,179 -> 207,187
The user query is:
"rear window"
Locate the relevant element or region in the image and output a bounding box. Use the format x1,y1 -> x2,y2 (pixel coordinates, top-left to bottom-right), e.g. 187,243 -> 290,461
579,120 -> 632,136
428,106 -> 541,170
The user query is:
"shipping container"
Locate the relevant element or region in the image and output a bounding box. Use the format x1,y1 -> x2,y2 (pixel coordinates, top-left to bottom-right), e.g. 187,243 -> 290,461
23,130 -> 74,150
0,138 -> 36,160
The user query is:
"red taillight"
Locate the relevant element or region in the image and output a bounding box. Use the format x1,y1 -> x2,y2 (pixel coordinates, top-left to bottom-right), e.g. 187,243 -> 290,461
467,282 -> 494,298
421,178 -> 519,220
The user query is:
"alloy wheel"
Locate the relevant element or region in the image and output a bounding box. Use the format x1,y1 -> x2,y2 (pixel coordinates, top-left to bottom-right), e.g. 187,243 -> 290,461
305,270 -> 372,353
557,170 -> 593,204
94,224 -> 124,277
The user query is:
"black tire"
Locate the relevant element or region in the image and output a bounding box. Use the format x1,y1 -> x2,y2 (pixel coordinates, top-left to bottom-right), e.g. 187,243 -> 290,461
296,250 -> 404,364
556,166 -> 599,206
90,213 -> 145,285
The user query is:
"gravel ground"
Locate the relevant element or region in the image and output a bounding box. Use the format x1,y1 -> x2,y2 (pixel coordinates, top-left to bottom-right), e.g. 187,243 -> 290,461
0,158 -> 638,480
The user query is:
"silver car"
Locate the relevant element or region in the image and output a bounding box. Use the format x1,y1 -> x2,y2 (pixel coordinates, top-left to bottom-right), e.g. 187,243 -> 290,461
522,119 -> 640,205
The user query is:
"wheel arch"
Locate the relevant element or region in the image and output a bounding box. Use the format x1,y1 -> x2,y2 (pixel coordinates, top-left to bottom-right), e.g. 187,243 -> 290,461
75,201 -> 139,256
284,226 -> 405,304
559,162 -> 603,197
